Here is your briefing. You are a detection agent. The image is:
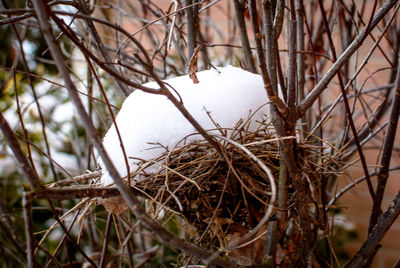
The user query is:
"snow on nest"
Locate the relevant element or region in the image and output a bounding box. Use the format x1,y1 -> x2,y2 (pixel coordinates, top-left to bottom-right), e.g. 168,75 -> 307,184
99,65 -> 272,185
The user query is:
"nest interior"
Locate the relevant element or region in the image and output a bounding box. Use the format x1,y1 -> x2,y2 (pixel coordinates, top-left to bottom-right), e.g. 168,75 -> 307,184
133,121 -> 284,250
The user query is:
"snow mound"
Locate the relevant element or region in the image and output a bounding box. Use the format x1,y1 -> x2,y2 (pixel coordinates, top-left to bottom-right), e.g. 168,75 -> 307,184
99,66 -> 271,185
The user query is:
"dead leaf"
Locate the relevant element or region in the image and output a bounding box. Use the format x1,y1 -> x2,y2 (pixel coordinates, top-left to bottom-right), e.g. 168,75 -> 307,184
188,45 -> 202,84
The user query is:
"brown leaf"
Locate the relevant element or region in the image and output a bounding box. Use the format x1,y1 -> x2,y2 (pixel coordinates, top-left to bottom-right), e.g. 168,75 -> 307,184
188,45 -> 202,84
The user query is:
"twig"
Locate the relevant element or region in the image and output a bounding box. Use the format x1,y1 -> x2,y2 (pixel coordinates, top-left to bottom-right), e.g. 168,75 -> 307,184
233,0 -> 256,73
0,188 -> 26,255
368,55 -> 400,233
99,213 -> 112,268
0,8 -> 33,14
76,0 -> 132,96
212,135 -> 277,249
328,166 -> 400,206
140,60 -> 225,157
48,171 -> 102,187
50,12 -> 160,94
0,12 -> 32,25
248,0 -> 288,116
0,111 -> 42,189
44,211 -> 80,268
394,257 -> 400,268
32,186 -> 137,200
12,22 -> 60,182
317,0 -> 376,202
85,55 -> 132,185
185,0 -> 196,60
299,0 -> 398,115
263,1 -> 279,96
23,191 -> 36,268
287,0 -> 297,108
31,1 -> 234,266
296,0 -> 307,137
167,0 -> 178,50
45,200 -> 98,267
12,68 -> 37,179
344,191 -> 400,267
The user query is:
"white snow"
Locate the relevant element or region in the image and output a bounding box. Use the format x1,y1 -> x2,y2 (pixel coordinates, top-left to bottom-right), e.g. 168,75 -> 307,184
99,66 -> 272,185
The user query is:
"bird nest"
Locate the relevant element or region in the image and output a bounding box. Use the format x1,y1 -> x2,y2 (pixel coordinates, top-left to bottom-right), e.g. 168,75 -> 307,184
98,118 -> 340,265
105,119 -> 287,250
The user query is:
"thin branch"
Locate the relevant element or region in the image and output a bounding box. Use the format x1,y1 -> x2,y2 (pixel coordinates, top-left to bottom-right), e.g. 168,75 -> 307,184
0,188 -> 26,255
31,1 -> 234,266
139,59 -> 224,157
76,0 -> 132,97
45,200 -> 98,267
248,0 -> 288,116
263,1 -> 279,95
213,134 -> 277,248
233,0 -> 256,73
344,191 -> 400,267
299,0 -> 398,115
23,192 -> 36,268
0,12 -> 32,25
32,186 -> 135,200
185,0 -> 196,60
317,0 -> 376,202
287,0 -> 297,108
12,20 -> 60,182
99,213 -> 112,268
0,8 -> 33,14
0,111 -> 42,189
48,171 -> 102,187
394,257 -> 400,268
368,55 -> 400,232
44,211 -> 80,268
296,0 -> 306,128
50,12 -> 160,94
328,166 -> 400,206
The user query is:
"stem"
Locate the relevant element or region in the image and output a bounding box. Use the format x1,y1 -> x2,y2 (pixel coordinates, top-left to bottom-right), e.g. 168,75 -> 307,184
263,1 -> 278,94
0,111 -> 42,189
233,0 -> 256,73
368,55 -> 400,232
296,0 -> 307,137
345,191 -> 400,267
77,0 -> 132,97
287,0 -> 297,108
99,213 -> 112,268
248,0 -> 288,115
317,0 -> 376,201
299,0 -> 398,115
185,0 -> 196,60
23,191 -> 36,268
31,1 -> 234,266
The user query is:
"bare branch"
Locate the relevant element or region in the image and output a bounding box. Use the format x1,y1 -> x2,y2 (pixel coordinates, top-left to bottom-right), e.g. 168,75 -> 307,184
287,0 -> 297,108
185,0 -> 196,60
344,191 -> 400,267
317,0 -> 376,202
23,192 -> 36,268
248,0 -> 288,116
299,0 -> 398,115
369,55 -> 400,232
233,0 -> 256,73
0,112 -> 42,189
99,213 -> 112,268
31,1 -> 234,266
76,0 -> 132,96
